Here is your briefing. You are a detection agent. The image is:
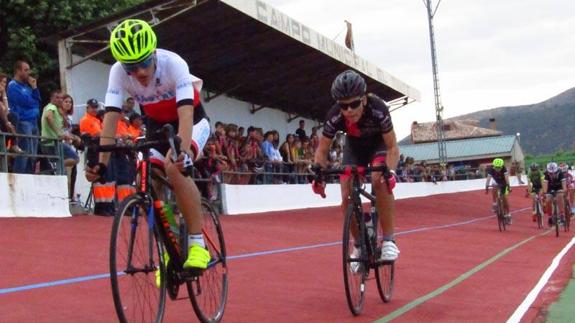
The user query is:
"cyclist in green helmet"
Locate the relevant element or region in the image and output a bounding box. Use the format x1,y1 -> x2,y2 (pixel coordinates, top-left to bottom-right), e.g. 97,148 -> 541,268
86,19 -> 211,274
485,158 -> 512,223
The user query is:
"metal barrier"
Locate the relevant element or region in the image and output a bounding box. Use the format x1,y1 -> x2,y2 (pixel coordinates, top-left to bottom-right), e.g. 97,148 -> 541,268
0,131 -> 65,175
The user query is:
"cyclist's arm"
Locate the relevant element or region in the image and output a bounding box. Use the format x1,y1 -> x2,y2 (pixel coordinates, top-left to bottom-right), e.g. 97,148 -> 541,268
383,130 -> 399,172
98,110 -> 120,166
562,178 -> 567,192
543,178 -> 548,193
485,174 -> 492,188
505,173 -> 510,187
177,104 -> 194,156
313,136 -> 332,168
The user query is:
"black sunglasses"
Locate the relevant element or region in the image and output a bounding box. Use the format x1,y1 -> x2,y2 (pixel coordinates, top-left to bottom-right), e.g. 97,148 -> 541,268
338,98 -> 363,111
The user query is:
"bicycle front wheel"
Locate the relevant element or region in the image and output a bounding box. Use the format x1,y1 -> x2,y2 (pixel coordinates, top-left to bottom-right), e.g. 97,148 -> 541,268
342,204 -> 366,315
536,200 -> 543,229
497,198 -> 506,232
187,199 -> 228,323
374,223 -> 394,303
110,195 -> 166,323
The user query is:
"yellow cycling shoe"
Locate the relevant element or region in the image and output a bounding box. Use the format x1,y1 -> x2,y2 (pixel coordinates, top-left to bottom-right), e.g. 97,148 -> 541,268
155,252 -> 170,288
183,244 -> 211,270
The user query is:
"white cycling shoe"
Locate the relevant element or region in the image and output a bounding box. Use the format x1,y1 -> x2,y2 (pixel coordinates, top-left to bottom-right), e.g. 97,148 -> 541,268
380,241 -> 400,262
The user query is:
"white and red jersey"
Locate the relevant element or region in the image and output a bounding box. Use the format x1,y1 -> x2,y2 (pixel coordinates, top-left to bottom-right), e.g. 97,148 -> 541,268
105,48 -> 205,123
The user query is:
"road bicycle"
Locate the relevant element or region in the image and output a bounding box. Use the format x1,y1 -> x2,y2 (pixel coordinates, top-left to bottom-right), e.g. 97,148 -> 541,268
101,125 -> 228,322
315,164 -> 395,315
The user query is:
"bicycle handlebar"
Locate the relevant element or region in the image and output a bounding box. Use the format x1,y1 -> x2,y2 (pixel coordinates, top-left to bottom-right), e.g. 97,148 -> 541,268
96,124 -> 181,154
312,164 -> 390,177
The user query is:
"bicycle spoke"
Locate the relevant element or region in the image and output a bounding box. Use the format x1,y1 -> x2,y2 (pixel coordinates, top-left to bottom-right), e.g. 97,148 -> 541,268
111,197 -> 165,323
188,200 -> 228,322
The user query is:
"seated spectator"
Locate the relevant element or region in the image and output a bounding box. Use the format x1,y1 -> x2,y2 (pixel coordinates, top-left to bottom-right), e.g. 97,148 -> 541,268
261,131 -> 278,184
196,137 -> 226,200
292,137 -> 312,184
280,134 -> 296,184
0,73 -> 22,154
40,90 -> 79,170
224,123 -> 241,184
241,126 -> 264,183
61,94 -> 82,200
295,119 -> 307,140
127,113 -> 144,139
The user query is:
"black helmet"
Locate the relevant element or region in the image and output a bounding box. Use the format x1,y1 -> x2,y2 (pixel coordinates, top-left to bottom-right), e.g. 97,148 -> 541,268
86,98 -> 99,108
331,70 -> 367,100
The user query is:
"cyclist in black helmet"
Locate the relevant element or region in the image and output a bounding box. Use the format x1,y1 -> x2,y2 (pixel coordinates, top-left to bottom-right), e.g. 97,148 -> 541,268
527,162 -> 543,222
313,69 -> 400,261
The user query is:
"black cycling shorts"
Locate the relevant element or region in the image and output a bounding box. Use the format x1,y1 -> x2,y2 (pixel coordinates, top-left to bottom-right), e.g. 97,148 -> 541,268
342,141 -> 387,167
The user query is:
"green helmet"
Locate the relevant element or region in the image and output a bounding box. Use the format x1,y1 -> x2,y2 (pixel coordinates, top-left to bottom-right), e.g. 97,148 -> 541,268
492,158 -> 504,168
110,19 -> 157,64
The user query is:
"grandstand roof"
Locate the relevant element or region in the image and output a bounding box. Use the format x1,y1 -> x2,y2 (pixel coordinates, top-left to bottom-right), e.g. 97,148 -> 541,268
57,0 -> 419,121
399,135 -> 522,164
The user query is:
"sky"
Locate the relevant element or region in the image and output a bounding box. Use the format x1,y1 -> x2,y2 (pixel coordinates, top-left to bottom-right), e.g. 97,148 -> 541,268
264,0 -> 575,138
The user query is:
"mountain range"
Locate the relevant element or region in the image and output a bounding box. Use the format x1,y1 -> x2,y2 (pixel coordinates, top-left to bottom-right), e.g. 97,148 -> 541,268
401,87 -> 575,155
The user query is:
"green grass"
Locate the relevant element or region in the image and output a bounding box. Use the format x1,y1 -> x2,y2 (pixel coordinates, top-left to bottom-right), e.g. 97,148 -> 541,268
525,152 -> 575,168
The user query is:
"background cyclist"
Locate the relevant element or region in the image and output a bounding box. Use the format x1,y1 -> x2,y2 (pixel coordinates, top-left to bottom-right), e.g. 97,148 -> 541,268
312,69 -> 400,262
485,158 -> 512,223
85,19 -> 211,271
544,162 -> 567,226
560,163 -> 574,213
527,162 -> 543,222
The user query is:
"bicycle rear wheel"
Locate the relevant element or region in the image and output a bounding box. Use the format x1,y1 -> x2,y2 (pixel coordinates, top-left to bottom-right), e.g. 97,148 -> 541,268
536,199 -> 543,229
187,199 -> 228,323
110,195 -> 166,323
342,204 -> 366,315
553,201 -> 559,237
564,200 -> 571,232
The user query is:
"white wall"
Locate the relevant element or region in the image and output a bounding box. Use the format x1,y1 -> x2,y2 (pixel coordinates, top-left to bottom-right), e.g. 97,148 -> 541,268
67,55 -> 113,123
203,94 -> 318,140
0,173 -> 70,218
221,175 -> 527,215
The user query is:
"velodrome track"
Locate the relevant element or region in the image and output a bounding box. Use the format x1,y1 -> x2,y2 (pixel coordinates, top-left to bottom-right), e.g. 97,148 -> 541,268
1,189 -> 574,322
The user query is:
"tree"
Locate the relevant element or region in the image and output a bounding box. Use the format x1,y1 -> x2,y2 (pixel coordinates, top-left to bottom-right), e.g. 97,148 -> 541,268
0,0 -> 143,99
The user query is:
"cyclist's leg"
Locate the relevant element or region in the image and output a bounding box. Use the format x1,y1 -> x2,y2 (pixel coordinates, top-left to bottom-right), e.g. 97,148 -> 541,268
370,149 -> 399,261
340,143 -> 359,241
370,153 -> 394,239
169,118 -> 211,269
502,185 -> 510,216
545,192 -> 553,224
557,191 -> 565,221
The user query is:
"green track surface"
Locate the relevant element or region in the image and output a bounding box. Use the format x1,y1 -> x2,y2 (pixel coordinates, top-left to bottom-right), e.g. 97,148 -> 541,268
547,266 -> 575,323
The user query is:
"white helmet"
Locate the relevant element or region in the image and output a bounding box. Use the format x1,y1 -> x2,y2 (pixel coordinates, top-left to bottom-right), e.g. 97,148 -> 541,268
546,162 -> 558,173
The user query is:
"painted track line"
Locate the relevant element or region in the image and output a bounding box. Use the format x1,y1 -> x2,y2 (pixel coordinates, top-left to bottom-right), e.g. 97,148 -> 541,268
375,229 -> 551,323
507,236 -> 575,323
0,207 -> 529,295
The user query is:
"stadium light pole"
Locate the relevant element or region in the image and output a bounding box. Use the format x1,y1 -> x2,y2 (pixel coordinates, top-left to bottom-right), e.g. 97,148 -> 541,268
423,0 -> 447,165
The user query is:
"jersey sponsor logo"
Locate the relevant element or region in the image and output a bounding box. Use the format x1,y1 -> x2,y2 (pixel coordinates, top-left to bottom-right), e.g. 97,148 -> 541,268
176,80 -> 194,90
107,88 -> 120,95
134,90 -> 176,104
